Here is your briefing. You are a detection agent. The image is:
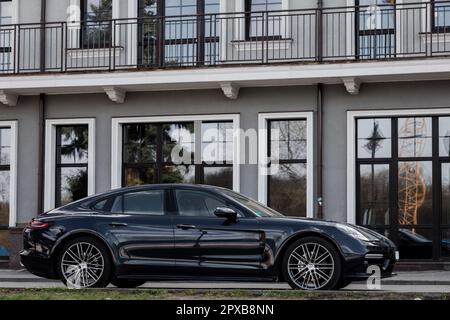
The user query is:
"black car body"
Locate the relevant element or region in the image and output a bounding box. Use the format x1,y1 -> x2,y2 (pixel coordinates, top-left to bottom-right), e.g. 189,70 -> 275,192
21,184 -> 397,290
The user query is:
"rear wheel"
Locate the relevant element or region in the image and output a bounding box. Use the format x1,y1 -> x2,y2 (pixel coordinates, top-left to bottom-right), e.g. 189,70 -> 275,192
282,237 -> 342,290
57,237 -> 112,288
111,278 -> 146,288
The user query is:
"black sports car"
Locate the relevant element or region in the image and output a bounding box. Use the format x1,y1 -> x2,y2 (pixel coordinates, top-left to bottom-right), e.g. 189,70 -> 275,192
21,184 -> 397,290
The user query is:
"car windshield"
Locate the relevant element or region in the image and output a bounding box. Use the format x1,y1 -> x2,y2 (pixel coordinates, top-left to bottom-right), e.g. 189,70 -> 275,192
219,189 -> 284,217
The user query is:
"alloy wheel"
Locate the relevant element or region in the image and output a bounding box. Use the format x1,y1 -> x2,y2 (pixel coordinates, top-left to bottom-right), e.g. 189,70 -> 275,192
60,242 -> 105,288
287,242 -> 335,290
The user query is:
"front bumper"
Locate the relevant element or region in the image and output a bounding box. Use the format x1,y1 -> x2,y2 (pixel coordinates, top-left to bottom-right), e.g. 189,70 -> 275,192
344,243 -> 397,280
20,250 -> 57,279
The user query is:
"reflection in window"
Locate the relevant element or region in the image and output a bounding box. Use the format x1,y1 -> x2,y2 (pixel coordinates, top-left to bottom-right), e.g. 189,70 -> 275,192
398,161 -> 433,226
268,119 -> 307,216
175,189 -> 226,217
0,0 -> 12,72
55,126 -> 89,207
201,121 -> 233,189
81,0 -> 113,48
357,0 -> 395,59
439,117 -> 450,157
443,163 -> 450,225
0,127 -> 10,258
398,117 -> 433,158
357,118 -> 391,159
433,0 -> 450,31
111,190 -> 164,215
246,0 -> 282,39
398,228 -> 433,260
442,229 -> 450,258
122,121 -> 233,189
359,164 -> 390,226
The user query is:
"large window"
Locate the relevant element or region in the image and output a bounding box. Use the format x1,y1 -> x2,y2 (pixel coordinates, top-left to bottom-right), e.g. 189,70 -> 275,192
356,115 -> 450,260
81,0 -> 113,48
55,126 -> 89,207
267,119 -> 307,217
356,0 -> 396,59
432,0 -> 450,32
245,0 -> 282,40
0,0 -> 12,72
0,127 -> 10,259
122,120 -> 233,189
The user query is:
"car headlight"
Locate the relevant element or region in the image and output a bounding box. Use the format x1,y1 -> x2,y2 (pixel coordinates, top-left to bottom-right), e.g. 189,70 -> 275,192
336,224 -> 370,242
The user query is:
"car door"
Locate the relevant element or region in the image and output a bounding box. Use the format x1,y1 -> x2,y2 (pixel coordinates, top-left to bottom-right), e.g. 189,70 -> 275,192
99,188 -> 175,276
171,187 -> 265,277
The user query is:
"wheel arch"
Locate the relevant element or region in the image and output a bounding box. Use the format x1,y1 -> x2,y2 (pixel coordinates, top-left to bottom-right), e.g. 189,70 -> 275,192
50,229 -> 117,278
274,230 -> 345,282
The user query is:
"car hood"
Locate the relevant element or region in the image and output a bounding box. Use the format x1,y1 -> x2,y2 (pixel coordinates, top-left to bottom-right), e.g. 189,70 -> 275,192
263,216 -> 394,245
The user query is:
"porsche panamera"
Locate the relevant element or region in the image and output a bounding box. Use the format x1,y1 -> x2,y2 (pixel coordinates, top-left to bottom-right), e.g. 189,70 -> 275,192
20,184 -> 397,290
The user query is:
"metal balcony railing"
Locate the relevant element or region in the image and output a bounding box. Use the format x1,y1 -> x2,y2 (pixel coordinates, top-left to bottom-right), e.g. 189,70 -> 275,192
0,1 -> 450,75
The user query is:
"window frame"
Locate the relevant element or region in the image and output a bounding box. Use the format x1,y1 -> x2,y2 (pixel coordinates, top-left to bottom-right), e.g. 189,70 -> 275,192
80,0 -> 113,49
111,114 -> 240,192
244,0 -> 283,41
44,119 -> 95,211
348,108 -> 450,261
258,112 -> 314,218
431,0 -> 450,33
0,121 -> 17,229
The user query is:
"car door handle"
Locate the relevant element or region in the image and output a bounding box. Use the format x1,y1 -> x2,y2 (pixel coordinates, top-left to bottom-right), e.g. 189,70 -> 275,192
176,224 -> 197,230
109,222 -> 128,227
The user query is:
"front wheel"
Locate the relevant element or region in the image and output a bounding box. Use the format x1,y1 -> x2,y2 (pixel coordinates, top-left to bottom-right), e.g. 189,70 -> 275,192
282,237 -> 342,290
57,237 -> 112,288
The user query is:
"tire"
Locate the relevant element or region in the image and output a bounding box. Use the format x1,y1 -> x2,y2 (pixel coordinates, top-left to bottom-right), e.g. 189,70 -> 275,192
57,236 -> 112,288
335,277 -> 352,290
282,236 -> 342,290
111,278 -> 146,288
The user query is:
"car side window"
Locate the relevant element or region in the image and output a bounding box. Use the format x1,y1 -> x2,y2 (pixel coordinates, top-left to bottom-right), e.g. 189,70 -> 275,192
110,190 -> 165,215
175,189 -> 241,217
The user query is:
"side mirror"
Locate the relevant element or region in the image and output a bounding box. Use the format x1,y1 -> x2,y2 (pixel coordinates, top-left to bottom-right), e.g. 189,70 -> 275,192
214,207 -> 238,222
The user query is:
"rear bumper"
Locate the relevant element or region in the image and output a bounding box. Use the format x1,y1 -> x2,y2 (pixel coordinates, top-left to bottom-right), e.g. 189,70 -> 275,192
20,250 -> 57,279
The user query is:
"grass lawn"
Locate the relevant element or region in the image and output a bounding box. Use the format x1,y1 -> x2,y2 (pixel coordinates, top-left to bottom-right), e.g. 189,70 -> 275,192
0,288 -> 448,300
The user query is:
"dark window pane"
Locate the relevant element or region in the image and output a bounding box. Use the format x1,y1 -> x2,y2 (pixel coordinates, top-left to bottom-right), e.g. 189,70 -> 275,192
57,126 -> 89,164
270,120 -> 307,161
398,161 -> 433,226
0,170 -> 9,226
57,167 -> 88,207
204,167 -> 232,189
0,128 -> 11,165
161,165 -> 195,184
82,0 -> 112,48
202,122 -> 233,164
123,124 -> 157,164
434,0 -> 450,28
92,198 -> 108,211
139,0 -> 158,17
121,190 -> 164,215
398,117 -> 433,158
442,229 -> 450,258
162,123 -> 194,164
0,230 -> 9,258
443,163 -> 450,225
439,117 -> 450,157
269,163 -> 307,217
175,189 -> 226,217
359,164 -> 390,226
357,118 -> 391,159
398,228 -> 433,259
124,167 -> 155,186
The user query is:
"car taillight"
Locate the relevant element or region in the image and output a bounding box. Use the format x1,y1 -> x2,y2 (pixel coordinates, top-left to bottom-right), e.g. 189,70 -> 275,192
29,219 -> 50,230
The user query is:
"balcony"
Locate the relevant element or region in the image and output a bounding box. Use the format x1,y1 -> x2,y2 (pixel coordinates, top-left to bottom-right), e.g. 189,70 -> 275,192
1,1 -> 450,103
